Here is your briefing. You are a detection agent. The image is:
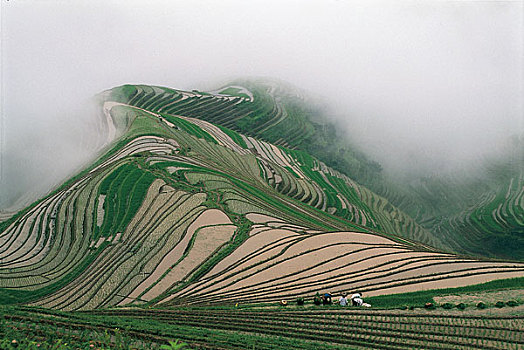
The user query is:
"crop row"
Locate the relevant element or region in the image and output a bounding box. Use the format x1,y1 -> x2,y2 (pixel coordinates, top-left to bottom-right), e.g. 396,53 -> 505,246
88,307 -> 524,350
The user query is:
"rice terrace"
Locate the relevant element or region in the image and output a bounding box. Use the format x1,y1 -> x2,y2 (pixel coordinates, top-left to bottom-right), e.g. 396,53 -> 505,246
0,81 -> 522,349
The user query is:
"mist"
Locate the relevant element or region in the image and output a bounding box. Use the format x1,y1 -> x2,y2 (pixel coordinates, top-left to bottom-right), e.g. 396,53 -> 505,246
1,0 -> 522,210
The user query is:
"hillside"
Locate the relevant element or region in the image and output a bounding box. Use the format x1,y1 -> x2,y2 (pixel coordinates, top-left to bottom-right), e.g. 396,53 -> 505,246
0,83 -> 523,349
108,79 -> 523,261
1,83 -> 522,307
374,150 -> 524,260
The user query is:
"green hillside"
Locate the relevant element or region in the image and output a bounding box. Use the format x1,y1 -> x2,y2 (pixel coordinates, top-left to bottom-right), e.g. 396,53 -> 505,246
109,83 -> 444,248
0,82 -> 522,349
108,80 -> 523,260
374,151 -> 524,260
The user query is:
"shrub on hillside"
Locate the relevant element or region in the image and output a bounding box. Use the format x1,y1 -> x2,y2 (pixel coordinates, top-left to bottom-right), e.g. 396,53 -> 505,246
456,303 -> 466,310
441,303 -> 454,309
506,300 -> 518,307
495,301 -> 505,308
296,297 -> 304,306
160,340 -> 190,350
476,302 -> 486,309
424,302 -> 435,310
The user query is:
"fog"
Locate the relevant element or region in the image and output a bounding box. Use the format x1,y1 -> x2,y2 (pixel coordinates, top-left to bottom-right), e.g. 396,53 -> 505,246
1,0 -> 522,210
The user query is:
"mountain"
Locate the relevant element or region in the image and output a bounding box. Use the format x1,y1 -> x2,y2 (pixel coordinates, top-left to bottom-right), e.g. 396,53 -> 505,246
375,157 -> 524,260
0,82 -> 522,314
111,80 -> 524,260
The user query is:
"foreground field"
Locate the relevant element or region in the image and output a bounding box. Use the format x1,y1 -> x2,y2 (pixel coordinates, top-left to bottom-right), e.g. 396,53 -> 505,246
2,286 -> 523,350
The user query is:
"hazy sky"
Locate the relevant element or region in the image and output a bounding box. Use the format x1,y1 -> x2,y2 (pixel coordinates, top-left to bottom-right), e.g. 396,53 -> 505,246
1,0 -> 522,209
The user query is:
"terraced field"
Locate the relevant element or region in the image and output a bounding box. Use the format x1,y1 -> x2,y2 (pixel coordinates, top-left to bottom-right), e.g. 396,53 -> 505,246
1,82 -> 522,349
108,80 -> 524,261
435,169 -> 524,260
370,157 -> 524,261
161,223 -> 522,307
110,83 -> 443,248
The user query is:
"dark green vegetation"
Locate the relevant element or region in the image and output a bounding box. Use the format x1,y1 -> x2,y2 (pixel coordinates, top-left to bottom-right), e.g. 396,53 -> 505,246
161,114 -> 218,145
97,163 -> 156,238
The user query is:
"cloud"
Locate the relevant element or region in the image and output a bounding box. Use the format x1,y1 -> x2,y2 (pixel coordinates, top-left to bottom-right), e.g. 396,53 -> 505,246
1,0 -> 522,209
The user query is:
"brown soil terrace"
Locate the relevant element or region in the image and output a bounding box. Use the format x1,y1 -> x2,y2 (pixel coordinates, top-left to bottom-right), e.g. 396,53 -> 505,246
157,224 -> 524,306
